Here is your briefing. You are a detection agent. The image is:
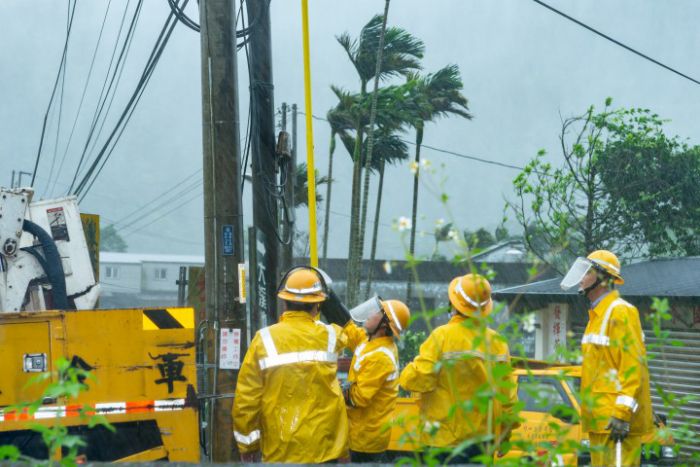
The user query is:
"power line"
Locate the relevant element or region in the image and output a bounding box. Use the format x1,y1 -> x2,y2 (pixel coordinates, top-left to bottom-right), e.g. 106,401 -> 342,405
112,169 -> 202,226
31,0 -> 78,187
68,0 -> 138,193
119,187 -> 203,238
531,0 -> 700,87
299,111 -> 526,171
50,0 -> 115,197
43,0 -> 73,197
81,0 -> 143,175
74,0 -> 187,200
113,178 -> 202,233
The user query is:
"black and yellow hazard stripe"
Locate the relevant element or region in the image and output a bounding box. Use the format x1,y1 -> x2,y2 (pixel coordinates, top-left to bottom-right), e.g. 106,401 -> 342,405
142,308 -> 195,330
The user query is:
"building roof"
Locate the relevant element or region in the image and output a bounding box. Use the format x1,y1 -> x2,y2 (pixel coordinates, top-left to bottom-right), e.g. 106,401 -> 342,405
493,257 -> 700,302
308,257 -> 553,287
100,252 -> 204,265
471,240 -> 528,263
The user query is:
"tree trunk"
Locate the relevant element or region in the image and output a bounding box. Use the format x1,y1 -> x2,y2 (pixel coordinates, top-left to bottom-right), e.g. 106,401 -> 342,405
357,0 -> 390,305
365,158 -> 385,299
346,123 -> 364,306
406,125 -> 423,303
322,130 -> 336,264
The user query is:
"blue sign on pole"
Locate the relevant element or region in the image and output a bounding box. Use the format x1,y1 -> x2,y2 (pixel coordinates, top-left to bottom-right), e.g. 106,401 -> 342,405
222,225 -> 234,256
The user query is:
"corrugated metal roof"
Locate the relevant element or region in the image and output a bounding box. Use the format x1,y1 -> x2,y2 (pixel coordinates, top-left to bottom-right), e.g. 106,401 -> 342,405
494,257 -> 700,299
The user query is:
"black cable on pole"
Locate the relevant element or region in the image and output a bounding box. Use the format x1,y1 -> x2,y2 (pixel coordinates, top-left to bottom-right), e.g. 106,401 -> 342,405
167,0 -> 200,32
531,0 -> 700,87
31,0 -> 78,187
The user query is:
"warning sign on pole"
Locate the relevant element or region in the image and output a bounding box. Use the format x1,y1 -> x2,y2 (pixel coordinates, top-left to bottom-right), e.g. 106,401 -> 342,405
219,328 -> 241,370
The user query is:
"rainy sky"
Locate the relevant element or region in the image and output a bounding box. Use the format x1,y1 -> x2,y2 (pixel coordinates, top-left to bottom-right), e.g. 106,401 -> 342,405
1,0 -> 699,260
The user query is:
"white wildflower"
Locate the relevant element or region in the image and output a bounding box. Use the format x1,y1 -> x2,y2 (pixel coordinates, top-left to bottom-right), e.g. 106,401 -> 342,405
435,218 -> 445,227
383,261 -> 393,275
397,216 -> 412,232
409,161 -> 419,174
522,313 -> 536,333
420,158 -> 431,169
447,229 -> 458,240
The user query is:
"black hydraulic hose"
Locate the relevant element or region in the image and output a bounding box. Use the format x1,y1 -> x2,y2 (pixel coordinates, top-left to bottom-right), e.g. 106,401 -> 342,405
22,219 -> 69,310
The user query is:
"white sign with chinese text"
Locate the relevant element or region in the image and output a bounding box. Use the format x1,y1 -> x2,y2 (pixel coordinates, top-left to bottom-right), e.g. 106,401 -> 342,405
220,328 -> 241,370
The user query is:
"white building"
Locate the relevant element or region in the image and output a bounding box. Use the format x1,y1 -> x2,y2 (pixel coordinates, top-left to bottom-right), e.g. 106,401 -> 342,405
99,252 -> 204,308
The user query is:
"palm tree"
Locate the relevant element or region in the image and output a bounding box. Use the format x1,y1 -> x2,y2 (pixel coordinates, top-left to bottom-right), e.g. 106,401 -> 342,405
294,162 -> 330,208
405,64 -> 473,303
335,14 -> 424,306
364,131 -> 409,297
327,83 -> 412,304
322,91 -> 357,263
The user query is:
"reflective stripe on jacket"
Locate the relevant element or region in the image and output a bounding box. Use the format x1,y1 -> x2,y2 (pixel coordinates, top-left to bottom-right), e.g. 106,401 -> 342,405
581,290 -> 653,435
399,314 -> 518,448
343,322 -> 399,453
232,311 -> 349,463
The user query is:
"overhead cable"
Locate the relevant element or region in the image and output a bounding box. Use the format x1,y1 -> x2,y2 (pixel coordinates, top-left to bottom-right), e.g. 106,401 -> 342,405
531,0 -> 700,87
31,0 -> 78,187
49,0 -> 114,197
74,0 -> 188,200
68,0 -> 141,193
299,111 -> 526,171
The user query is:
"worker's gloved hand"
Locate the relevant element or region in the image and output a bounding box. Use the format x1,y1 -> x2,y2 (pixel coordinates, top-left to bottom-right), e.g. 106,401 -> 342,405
341,381 -> 354,407
320,289 -> 352,326
606,416 -> 630,443
239,451 -> 261,463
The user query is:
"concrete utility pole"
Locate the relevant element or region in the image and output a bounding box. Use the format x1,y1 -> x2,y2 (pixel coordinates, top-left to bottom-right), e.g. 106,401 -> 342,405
198,0 -> 246,462
247,0 -> 279,327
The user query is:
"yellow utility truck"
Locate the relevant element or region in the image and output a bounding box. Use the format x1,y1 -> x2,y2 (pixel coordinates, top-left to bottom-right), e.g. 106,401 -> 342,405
0,188 -> 200,462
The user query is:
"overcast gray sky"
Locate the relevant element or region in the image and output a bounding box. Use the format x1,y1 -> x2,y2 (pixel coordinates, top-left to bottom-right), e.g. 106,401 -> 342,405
1,0 -> 699,260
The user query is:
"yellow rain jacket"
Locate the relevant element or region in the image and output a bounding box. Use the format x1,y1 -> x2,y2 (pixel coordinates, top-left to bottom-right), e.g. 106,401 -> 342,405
232,312 -> 349,463
581,290 -> 653,435
343,322 -> 400,453
399,314 -> 518,448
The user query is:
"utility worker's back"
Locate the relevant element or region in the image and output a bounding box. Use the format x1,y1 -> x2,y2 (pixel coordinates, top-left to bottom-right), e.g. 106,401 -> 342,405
400,315 -> 514,447
233,311 -> 349,463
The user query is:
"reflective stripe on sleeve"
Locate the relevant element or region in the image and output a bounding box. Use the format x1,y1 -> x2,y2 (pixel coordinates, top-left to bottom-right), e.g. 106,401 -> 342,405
581,334 -> 610,346
234,429 -> 261,445
616,395 -> 639,412
258,350 -> 338,370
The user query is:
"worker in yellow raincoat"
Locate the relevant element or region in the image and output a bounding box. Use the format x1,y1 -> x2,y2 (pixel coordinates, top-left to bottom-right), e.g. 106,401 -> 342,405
341,297 -> 411,462
561,250 -> 652,467
232,266 -> 349,463
399,273 -> 519,464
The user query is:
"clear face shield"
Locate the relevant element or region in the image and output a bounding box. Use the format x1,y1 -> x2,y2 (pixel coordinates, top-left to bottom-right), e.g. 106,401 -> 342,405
560,257 -> 593,290
349,295 -> 382,323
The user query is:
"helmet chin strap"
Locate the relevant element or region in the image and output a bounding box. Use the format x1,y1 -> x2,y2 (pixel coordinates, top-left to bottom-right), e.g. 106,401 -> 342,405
578,269 -> 612,296
578,276 -> 602,296
366,314 -> 388,339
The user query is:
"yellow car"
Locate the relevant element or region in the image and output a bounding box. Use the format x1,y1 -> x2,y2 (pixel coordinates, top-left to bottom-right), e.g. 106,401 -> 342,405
387,360 -> 677,466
